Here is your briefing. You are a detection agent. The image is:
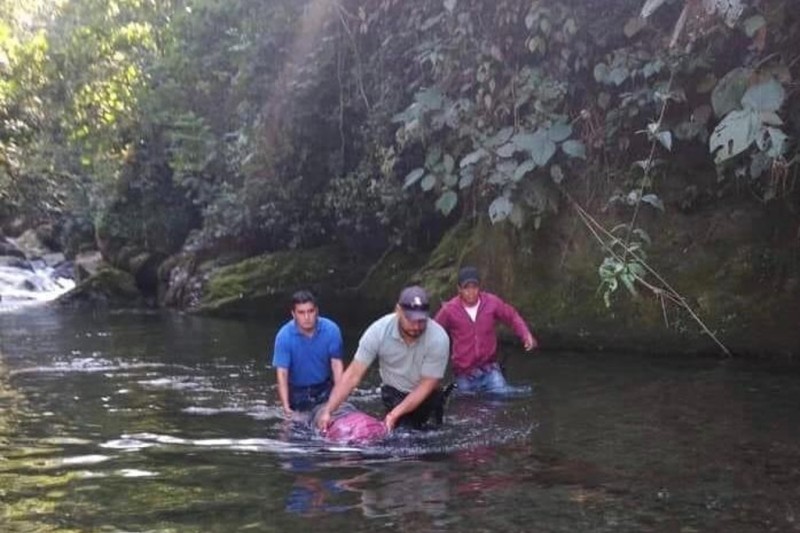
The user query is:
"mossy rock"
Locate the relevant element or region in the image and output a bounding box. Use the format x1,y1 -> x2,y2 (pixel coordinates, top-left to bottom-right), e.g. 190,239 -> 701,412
58,215 -> 95,260
434,202 -> 799,356
194,245 -> 368,318
410,213 -> 741,355
158,252 -> 198,308
56,267 -> 144,308
413,217 -> 534,309
355,247 -> 429,316
345,219 -> 502,312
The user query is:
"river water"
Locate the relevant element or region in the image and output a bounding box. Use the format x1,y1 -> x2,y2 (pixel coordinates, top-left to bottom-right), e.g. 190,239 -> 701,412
1,307 -> 798,532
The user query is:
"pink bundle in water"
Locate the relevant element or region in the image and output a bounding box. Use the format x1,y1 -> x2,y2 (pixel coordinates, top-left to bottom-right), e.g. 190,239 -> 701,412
324,411 -> 388,444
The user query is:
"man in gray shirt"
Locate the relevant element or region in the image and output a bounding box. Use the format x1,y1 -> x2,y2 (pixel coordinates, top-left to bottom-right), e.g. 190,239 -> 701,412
315,286 -> 450,432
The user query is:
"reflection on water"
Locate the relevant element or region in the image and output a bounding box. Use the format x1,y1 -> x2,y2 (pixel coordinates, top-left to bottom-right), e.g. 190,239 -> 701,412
1,307 -> 799,532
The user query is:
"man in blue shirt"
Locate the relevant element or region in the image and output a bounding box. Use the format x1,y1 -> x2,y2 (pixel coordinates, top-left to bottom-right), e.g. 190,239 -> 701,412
272,290 -> 344,417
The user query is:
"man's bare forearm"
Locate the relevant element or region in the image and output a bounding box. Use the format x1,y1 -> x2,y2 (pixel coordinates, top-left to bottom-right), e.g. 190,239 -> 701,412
322,360 -> 367,415
330,359 -> 344,384
276,368 -> 291,412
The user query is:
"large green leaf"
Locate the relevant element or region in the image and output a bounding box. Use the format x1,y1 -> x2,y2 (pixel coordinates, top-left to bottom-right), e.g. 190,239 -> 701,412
593,63 -> 609,84
624,16 -> 647,38
741,79 -> 785,113
513,159 -> 537,182
442,173 -> 459,188
459,167 -> 475,189
512,132 -> 537,152
711,67 -> 751,117
391,108 -> 413,124
641,193 -> 664,211
561,140 -> 586,159
743,15 -> 766,37
443,153 -> 455,174
655,131 -> 672,151
415,87 -> 445,110
403,168 -> 425,189
640,0 -> 669,18
608,67 -> 629,86
529,130 -> 556,166
421,174 -> 437,191
459,148 -> 488,168
620,269 -> 638,297
490,160 -> 518,185
425,146 -> 442,168
547,122 -> 572,142
763,127 -> 788,158
486,127 -> 514,147
488,196 -> 513,224
496,142 -> 517,158
436,190 -> 458,215
709,109 -> 760,163
760,111 -> 783,126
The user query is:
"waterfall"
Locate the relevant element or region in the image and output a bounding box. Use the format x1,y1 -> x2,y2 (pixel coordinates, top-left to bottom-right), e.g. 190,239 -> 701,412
0,247 -> 76,311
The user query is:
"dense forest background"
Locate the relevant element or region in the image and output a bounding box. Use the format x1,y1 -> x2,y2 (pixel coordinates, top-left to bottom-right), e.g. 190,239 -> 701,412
1,0 -> 798,355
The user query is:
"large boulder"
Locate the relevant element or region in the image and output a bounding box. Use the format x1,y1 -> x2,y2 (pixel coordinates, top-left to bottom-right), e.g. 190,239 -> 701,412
127,250 -> 166,300
11,229 -> 50,259
74,251 -> 105,282
191,245 -> 368,319
399,206 -> 800,357
58,215 -> 96,259
56,267 -> 144,308
0,238 -> 26,260
0,255 -> 32,270
158,252 -> 201,308
1,217 -> 27,238
34,224 -> 60,252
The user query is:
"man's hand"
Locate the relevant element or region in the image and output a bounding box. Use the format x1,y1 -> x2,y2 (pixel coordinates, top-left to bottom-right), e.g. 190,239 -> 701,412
282,407 -> 294,419
315,409 -> 332,433
384,411 -> 399,432
523,334 -> 537,352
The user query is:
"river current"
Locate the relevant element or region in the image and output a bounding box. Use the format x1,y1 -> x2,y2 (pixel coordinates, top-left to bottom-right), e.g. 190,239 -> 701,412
1,307 -> 798,532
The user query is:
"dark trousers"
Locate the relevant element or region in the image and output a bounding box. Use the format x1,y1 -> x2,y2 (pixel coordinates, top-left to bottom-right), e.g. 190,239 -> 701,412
289,380 -> 332,411
381,384 -> 453,430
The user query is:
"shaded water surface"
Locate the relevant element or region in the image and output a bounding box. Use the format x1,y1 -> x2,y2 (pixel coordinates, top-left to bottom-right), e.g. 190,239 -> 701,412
1,308 -> 798,532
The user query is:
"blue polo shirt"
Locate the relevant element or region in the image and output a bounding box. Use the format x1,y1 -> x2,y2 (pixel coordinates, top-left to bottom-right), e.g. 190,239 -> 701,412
271,316 -> 343,387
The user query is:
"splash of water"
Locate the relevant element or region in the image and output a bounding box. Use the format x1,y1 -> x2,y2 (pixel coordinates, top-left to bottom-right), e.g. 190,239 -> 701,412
0,263 -> 75,311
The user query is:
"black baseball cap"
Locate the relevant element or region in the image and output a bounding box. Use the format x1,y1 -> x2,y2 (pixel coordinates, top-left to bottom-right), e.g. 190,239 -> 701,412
457,266 -> 480,287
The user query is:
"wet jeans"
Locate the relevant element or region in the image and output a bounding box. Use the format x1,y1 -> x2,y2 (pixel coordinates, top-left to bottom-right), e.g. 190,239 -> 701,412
289,380 -> 332,411
455,363 -> 531,396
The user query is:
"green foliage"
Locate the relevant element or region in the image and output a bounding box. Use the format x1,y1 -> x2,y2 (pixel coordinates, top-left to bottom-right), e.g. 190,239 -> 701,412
599,255 -> 646,307
199,245 -> 366,314
166,111 -> 217,204
707,68 -> 792,204
597,224 -> 650,307
393,67 -> 582,225
712,67 -> 750,117
0,0 -> 797,300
